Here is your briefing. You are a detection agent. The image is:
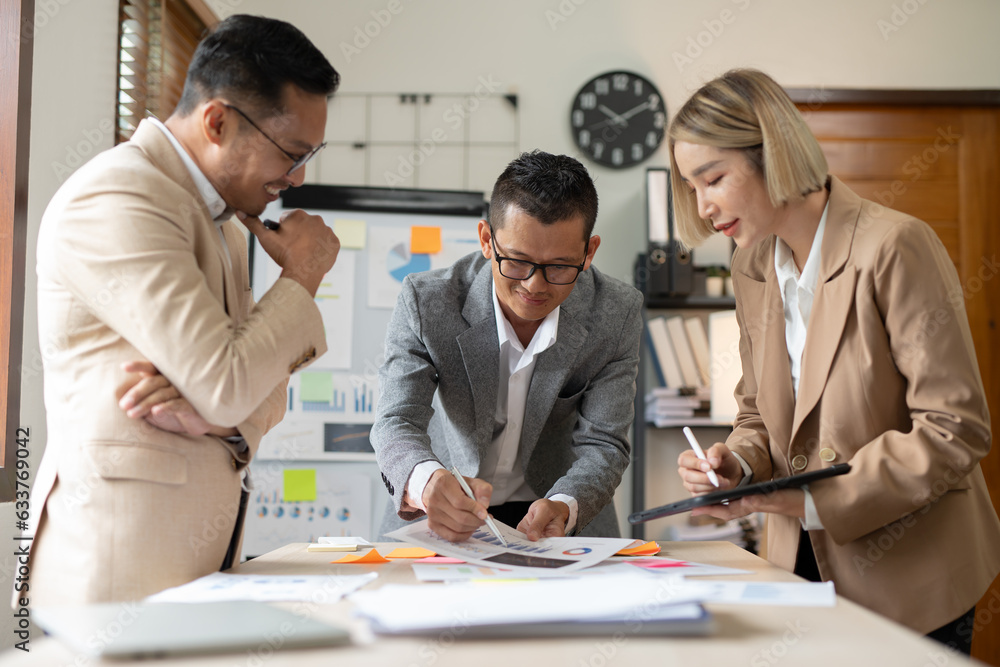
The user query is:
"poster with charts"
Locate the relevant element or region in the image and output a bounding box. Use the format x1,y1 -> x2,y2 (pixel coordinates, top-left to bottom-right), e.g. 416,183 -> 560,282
256,369 -> 380,461
255,241 -> 356,371
367,224 -> 481,309
242,464 -> 372,558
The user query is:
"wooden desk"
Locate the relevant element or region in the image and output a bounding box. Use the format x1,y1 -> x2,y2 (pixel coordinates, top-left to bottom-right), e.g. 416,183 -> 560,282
4,541 -> 980,666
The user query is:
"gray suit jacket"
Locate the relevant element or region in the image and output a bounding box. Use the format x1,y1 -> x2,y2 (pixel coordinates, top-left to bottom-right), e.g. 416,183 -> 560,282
371,253 -> 642,538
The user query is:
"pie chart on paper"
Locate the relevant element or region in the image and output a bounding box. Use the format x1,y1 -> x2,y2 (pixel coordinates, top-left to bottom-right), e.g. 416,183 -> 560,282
387,242 -> 431,282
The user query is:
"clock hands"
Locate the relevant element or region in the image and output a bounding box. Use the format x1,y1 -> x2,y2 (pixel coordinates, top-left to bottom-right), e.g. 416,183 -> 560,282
589,101 -> 654,131
598,104 -> 628,127
618,100 -> 652,121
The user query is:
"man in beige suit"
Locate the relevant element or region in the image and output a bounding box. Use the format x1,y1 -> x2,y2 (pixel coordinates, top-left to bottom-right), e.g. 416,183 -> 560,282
27,15 -> 341,605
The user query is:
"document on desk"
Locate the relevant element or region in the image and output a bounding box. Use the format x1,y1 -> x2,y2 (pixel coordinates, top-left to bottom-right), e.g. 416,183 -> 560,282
145,572 -> 378,604
681,580 -> 836,606
386,519 -> 634,576
350,572 -> 712,637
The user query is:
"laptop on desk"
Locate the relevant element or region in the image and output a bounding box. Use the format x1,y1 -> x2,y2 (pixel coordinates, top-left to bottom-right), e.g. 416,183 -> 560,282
33,601 -> 351,659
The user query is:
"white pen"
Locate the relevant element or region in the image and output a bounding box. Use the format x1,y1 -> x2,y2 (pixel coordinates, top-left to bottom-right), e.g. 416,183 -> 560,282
450,466 -> 508,547
683,426 -> 720,488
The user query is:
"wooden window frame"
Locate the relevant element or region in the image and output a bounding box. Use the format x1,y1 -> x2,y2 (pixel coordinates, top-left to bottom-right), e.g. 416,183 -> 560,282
0,0 -> 34,502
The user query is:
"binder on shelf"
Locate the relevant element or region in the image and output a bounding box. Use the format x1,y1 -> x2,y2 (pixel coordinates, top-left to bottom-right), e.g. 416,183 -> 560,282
645,168 -> 694,297
666,316 -> 703,388
647,316 -> 685,389
684,317 -> 712,387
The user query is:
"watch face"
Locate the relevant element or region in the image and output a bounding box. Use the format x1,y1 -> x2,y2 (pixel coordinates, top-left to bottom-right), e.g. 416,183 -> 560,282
570,71 -> 666,169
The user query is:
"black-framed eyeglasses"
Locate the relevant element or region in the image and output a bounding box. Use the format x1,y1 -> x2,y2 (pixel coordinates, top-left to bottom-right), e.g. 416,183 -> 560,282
489,226 -> 588,285
224,103 -> 326,175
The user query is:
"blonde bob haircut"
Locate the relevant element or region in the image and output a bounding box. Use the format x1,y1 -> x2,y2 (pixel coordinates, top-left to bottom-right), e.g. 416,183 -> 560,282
667,69 -> 828,247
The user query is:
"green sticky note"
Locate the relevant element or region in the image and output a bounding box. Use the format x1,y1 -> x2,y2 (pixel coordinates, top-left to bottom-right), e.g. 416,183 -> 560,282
283,469 -> 317,502
299,371 -> 333,403
335,219 -> 367,249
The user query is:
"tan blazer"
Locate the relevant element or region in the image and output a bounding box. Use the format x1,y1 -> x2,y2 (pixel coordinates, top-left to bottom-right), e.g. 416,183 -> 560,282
728,176 -> 1000,634
26,120 -> 327,605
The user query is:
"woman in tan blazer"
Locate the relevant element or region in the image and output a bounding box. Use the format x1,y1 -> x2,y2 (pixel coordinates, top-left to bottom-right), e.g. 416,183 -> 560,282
670,69 -> 1000,653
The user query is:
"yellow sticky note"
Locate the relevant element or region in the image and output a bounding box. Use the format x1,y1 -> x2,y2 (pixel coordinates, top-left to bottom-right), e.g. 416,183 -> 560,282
283,469 -> 317,502
386,547 -> 437,559
616,541 -> 661,556
335,219 -> 367,249
410,226 -> 442,254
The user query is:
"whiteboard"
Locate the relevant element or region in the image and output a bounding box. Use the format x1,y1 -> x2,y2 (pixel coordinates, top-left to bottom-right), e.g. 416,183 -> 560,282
249,185 -> 486,463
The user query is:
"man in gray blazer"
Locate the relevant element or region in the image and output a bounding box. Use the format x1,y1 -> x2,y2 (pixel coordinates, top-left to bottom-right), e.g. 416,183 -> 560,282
371,151 -> 642,541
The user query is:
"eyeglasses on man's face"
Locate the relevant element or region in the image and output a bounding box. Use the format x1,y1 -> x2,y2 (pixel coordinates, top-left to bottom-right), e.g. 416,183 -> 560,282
489,226 -> 588,285
224,103 -> 326,176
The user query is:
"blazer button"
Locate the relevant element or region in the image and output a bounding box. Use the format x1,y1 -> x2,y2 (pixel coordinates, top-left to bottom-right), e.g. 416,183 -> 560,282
819,448 -> 837,462
791,454 -> 808,471
231,458 -> 238,470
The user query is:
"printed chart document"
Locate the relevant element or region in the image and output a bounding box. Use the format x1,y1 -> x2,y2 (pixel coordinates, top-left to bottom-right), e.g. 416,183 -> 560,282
145,572 -> 377,604
386,519 -> 633,576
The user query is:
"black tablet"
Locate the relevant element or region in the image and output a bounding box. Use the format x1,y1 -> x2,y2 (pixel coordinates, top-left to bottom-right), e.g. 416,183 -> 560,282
628,463 -> 851,524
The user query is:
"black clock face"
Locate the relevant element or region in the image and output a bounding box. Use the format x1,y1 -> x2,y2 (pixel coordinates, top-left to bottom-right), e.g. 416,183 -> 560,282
570,71 -> 666,169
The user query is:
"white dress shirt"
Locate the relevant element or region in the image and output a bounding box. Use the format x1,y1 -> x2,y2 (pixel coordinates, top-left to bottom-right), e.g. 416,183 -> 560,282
731,202 -> 829,530
407,284 -> 579,532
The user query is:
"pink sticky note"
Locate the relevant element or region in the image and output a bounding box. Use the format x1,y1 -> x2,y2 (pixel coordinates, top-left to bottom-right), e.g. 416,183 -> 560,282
628,558 -> 690,569
415,556 -> 466,564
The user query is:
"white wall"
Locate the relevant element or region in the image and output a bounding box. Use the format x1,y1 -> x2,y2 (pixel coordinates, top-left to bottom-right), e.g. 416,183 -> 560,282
4,0 -> 999,651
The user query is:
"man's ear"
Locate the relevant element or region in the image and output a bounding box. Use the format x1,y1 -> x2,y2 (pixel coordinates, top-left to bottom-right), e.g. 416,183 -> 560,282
582,235 -> 601,271
201,100 -> 229,146
478,219 -> 493,258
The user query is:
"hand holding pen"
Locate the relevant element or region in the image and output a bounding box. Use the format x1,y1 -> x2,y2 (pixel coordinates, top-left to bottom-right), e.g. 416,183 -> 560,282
677,427 -> 744,495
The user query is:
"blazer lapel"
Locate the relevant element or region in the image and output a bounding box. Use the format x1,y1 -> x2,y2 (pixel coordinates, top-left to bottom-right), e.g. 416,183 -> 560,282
132,120 -> 234,315
791,177 -> 861,443
742,244 -> 795,454
456,264 -> 500,460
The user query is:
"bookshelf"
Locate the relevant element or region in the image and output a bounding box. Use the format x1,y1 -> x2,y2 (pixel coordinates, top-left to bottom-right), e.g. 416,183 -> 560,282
630,255 -> 737,540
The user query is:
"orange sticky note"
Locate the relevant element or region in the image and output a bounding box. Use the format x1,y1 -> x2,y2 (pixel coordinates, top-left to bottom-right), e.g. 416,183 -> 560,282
331,549 -> 390,564
616,541 -> 661,556
410,226 -> 442,254
386,547 -> 437,559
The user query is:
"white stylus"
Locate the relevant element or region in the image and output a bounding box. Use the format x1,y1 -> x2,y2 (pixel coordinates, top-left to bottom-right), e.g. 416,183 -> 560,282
683,426 -> 720,488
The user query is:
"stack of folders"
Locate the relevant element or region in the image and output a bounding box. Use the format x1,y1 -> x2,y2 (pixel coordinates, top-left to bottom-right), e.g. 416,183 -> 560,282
645,315 -> 714,426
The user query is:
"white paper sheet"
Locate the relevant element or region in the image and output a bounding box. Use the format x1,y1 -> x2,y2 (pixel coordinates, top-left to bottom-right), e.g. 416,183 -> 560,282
145,572 -> 377,604
680,580 -> 836,606
350,572 -> 698,632
386,519 -> 633,576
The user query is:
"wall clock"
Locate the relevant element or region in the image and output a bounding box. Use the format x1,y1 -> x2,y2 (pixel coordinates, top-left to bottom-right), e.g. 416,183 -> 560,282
570,70 -> 666,169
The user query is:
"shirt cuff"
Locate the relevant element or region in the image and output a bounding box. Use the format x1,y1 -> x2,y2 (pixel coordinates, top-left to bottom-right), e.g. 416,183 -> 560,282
548,494 -> 578,534
406,460 -> 445,512
799,486 -> 825,530
731,452 -> 755,487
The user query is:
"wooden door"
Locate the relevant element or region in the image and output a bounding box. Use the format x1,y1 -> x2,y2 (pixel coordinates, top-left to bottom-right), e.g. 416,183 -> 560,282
794,95 -> 1000,665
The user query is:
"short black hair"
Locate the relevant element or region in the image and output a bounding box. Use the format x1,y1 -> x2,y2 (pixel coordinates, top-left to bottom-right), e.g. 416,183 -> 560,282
175,14 -> 340,117
489,151 -> 599,239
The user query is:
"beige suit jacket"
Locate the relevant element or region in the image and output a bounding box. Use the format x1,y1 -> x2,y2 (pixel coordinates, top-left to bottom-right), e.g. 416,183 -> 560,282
26,120 -> 327,605
728,176 -> 1000,633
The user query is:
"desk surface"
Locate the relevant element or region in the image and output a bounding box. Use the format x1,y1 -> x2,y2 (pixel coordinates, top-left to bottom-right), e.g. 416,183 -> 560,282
5,541 -> 978,666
